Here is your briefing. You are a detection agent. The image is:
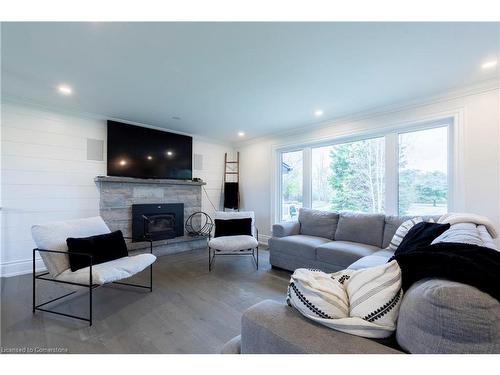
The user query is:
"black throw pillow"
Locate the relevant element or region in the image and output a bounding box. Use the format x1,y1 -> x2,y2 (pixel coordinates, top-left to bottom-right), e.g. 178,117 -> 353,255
394,222 -> 450,256
214,218 -> 252,237
66,230 -> 129,271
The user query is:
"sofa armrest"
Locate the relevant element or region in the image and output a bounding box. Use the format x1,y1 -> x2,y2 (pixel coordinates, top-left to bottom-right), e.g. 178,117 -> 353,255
272,222 -> 300,238
241,300 -> 402,354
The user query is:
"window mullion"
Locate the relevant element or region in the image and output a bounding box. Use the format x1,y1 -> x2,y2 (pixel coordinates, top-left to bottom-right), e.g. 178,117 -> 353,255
303,147 -> 312,209
385,133 -> 398,215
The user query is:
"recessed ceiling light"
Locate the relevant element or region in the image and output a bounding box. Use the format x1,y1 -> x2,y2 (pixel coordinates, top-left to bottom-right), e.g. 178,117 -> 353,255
57,84 -> 72,95
119,160 -> 127,166
166,151 -> 173,156
314,109 -> 324,117
482,60 -> 498,70
147,155 -> 153,160
238,131 -> 245,137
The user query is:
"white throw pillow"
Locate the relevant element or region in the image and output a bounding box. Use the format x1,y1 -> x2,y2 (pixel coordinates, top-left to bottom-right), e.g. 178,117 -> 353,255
286,261 -> 403,339
431,222 -> 499,250
387,217 -> 423,250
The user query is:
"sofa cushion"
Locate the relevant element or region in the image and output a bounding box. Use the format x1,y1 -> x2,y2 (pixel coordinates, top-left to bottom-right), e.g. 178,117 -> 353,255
348,255 -> 389,270
348,249 -> 395,270
316,240 -> 380,269
396,279 -> 500,353
241,300 -> 401,353
334,212 -> 385,247
268,235 -> 330,260
299,208 -> 339,240
372,249 -> 395,258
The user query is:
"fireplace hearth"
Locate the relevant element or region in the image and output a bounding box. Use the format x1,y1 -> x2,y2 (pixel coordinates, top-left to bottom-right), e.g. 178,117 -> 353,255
132,203 -> 184,241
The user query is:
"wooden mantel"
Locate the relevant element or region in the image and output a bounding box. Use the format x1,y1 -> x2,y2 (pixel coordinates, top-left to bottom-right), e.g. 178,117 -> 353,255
94,176 -> 206,186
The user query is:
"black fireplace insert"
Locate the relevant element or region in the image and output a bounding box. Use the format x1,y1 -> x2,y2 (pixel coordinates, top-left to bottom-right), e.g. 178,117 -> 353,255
132,203 -> 184,241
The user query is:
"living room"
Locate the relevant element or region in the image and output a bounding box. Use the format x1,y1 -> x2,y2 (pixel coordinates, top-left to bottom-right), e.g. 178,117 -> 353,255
1,0 -> 500,371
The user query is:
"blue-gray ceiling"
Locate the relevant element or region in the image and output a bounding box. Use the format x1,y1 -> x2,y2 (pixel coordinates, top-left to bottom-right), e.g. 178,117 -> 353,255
2,22 -> 499,142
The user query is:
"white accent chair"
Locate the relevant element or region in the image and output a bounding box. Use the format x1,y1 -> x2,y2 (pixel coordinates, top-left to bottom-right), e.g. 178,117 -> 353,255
31,216 -> 156,326
208,211 -> 259,271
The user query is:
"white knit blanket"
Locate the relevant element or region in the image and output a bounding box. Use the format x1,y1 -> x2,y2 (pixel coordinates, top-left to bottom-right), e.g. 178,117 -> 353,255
287,261 -> 403,339
438,212 -> 498,238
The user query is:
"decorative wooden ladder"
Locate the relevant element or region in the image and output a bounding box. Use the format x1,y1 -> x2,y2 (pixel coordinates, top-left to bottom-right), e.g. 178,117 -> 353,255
223,152 -> 240,210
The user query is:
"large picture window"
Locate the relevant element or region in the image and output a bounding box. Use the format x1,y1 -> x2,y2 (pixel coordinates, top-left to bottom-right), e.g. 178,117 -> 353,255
312,137 -> 385,213
277,120 -> 452,221
398,126 -> 448,215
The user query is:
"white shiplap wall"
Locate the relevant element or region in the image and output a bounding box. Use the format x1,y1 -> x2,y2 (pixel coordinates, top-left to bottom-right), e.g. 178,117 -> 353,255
193,140 -> 234,218
1,102 -> 106,276
0,101 -> 233,276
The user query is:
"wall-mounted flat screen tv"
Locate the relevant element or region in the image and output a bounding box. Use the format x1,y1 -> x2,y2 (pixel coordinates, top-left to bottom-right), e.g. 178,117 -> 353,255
107,120 -> 193,179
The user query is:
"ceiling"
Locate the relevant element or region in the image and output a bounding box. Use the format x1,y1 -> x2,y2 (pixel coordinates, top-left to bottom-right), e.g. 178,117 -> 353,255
2,22 -> 499,142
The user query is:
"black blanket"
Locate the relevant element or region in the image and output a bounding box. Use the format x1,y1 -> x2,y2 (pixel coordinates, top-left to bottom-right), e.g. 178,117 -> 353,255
393,242 -> 500,302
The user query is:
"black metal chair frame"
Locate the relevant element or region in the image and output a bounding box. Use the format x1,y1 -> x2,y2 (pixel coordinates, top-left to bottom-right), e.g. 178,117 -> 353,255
208,227 -> 259,271
32,237 -> 153,326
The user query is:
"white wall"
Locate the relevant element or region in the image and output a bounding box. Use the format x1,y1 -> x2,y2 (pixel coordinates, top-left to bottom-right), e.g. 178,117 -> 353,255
193,142 -> 234,217
0,100 -> 232,276
237,82 -> 500,242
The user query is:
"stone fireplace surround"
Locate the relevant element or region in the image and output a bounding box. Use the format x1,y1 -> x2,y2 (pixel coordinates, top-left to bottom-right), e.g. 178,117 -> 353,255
95,176 -> 208,256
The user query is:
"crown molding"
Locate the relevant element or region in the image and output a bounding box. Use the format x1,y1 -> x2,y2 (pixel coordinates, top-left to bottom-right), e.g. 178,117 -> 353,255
234,77 -> 500,148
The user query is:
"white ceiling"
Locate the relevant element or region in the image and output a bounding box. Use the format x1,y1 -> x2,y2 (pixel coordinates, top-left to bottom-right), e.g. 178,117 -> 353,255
2,22 -> 499,142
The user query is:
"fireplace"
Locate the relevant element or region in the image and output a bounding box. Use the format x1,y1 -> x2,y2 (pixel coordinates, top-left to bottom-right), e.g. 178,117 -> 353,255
132,203 -> 184,241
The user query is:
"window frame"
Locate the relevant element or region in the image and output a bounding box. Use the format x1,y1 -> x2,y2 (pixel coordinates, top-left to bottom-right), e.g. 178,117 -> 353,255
279,148 -> 306,221
275,117 -> 454,222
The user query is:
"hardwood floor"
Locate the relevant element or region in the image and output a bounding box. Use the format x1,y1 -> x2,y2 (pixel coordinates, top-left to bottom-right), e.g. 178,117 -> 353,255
1,247 -> 290,353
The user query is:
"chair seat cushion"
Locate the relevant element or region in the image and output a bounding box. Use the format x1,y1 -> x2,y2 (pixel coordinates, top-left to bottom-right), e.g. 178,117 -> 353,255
55,253 -> 156,285
316,241 -> 380,269
268,235 -> 331,260
209,235 -> 258,253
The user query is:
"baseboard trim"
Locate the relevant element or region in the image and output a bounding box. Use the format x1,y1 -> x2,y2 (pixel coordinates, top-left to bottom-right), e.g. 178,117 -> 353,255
1,258 -> 46,278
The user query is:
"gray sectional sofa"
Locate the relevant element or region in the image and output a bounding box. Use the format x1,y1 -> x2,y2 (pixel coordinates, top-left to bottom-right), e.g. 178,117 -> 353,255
222,208 -> 500,354
269,208 -> 439,273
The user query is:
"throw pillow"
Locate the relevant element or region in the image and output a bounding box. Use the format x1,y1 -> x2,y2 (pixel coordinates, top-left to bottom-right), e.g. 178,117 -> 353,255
394,222 -> 450,256
431,222 -> 483,247
66,230 -> 129,272
388,217 -> 423,250
214,218 -> 252,237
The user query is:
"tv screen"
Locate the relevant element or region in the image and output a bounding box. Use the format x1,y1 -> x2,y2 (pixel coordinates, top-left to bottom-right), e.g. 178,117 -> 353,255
107,120 -> 193,180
